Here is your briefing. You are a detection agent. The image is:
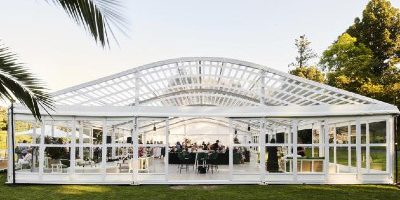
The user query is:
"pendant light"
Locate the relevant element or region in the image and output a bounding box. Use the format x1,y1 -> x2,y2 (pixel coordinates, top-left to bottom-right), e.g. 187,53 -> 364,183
153,123 -> 156,131
247,124 -> 251,131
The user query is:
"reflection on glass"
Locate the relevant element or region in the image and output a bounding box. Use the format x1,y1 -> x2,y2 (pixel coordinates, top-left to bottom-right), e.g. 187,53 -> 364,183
336,126 -> 348,144
370,147 -> 386,172
369,121 -> 386,144
361,124 -> 366,144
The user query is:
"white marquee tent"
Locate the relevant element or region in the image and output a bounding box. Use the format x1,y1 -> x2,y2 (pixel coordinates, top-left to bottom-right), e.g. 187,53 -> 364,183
7,57 -> 399,185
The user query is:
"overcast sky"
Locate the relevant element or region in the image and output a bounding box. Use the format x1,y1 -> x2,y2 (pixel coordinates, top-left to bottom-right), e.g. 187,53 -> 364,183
1,0 -> 399,92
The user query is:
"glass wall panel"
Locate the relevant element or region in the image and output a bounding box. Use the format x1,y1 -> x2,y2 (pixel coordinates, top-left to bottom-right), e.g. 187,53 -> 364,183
369,121 -> 386,144
232,145 -> 261,174
266,145 -> 291,173
138,146 -> 166,173
14,146 -> 39,173
350,125 -> 356,144
15,120 -> 41,144
336,147 -> 348,166
361,123 -> 367,144
44,147 -> 70,173
75,147 -> 102,173
328,120 -> 357,174
361,146 -> 366,168
351,147 -> 357,168
44,121 -> 73,144
336,126 -> 348,144
369,146 -> 386,172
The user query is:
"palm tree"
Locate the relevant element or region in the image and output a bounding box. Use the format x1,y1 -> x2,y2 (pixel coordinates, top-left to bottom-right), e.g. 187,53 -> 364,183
0,0 -> 126,120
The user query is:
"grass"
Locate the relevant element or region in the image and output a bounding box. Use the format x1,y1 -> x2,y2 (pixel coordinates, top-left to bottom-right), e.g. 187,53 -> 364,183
0,173 -> 398,200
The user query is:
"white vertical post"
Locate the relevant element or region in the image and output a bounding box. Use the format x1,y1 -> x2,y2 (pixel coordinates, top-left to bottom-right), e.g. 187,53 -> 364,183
164,119 -> 169,181
356,118 -> 362,180
333,126 -> 337,165
70,118 -> 76,179
319,121 -> 324,157
292,120 -> 298,182
132,117 -> 139,184
366,121 -> 370,172
260,118 -> 266,183
324,120 -> 330,179
39,118 -> 45,179
79,121 -> 83,159
387,117 -> 392,176
229,118 -> 234,181
7,108 -> 14,183
101,119 -> 107,178
348,123 -> 351,168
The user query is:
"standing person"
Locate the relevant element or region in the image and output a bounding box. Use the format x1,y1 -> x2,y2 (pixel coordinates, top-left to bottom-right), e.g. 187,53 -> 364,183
202,141 -> 207,150
175,142 -> 182,151
211,140 -> 220,151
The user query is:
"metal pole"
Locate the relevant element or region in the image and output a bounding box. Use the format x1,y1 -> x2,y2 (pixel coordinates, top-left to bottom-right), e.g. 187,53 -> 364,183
394,115 -> 398,184
10,102 -> 15,184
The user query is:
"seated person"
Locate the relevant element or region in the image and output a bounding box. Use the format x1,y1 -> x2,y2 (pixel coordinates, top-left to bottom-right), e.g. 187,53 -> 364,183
17,149 -> 32,169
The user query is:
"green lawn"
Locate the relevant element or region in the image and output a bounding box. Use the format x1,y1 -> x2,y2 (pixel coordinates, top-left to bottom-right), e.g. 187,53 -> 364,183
0,173 -> 398,200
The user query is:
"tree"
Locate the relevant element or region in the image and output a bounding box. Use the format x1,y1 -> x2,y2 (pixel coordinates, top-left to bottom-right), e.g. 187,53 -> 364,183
0,0 -> 126,120
289,35 -> 325,83
346,0 -> 400,74
289,35 -> 318,68
320,33 -> 376,93
321,1 -> 400,106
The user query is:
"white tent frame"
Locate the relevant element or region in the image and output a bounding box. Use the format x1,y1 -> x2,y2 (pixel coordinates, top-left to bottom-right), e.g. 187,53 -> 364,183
7,57 -> 399,185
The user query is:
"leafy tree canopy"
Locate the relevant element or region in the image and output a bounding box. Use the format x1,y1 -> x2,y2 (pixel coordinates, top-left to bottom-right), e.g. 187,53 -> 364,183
346,0 -> 400,74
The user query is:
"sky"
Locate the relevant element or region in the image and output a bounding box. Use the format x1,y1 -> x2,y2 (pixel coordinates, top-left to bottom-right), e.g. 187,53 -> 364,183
1,0 -> 400,92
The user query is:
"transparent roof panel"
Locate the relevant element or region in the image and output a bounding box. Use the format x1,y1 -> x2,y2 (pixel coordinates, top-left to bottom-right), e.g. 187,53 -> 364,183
52,57 -> 383,107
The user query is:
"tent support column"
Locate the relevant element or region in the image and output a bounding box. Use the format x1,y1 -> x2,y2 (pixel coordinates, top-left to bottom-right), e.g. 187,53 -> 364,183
101,119 -> 107,180
356,118 -> 361,180
229,118 -> 233,181
70,118 -> 76,180
165,119 -> 169,182
37,118 -> 45,181
292,120 -> 298,182
8,103 -> 15,184
394,115 -> 398,184
79,122 -> 83,159
260,118 -> 266,183
132,117 -> 139,184
324,120 -> 330,181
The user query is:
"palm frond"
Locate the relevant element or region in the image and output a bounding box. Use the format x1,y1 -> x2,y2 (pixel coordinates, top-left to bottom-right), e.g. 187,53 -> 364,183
49,0 -> 127,47
0,42 -> 54,121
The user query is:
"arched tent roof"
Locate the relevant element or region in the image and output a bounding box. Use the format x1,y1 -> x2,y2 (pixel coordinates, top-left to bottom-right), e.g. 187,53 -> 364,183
51,57 -> 389,107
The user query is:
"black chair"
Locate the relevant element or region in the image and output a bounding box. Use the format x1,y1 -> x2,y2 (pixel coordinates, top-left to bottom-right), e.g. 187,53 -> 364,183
177,151 -> 189,173
208,152 -> 218,173
196,152 -> 208,174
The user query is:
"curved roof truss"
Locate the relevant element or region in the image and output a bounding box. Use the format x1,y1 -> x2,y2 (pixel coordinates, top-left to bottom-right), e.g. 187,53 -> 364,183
52,57 -> 388,107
